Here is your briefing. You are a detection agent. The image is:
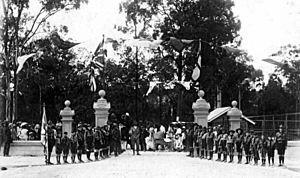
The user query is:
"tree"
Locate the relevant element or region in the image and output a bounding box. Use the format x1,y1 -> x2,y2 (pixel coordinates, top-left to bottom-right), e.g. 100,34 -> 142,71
0,0 -> 87,121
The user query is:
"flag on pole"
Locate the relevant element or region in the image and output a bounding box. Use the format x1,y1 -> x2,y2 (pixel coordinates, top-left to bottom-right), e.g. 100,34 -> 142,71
16,53 -> 36,73
50,31 -> 80,50
41,103 -> 48,164
192,39 -> 202,81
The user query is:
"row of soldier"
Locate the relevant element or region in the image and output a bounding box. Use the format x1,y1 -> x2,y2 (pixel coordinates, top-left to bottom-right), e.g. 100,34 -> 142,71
186,124 -> 287,166
45,121 -> 121,165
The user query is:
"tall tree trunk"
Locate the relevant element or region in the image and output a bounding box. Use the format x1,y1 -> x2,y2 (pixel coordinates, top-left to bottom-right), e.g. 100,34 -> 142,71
0,0 -> 6,121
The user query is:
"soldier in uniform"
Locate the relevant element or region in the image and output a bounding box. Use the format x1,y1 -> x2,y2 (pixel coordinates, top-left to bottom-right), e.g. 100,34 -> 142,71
235,128 -> 244,164
260,134 -> 268,166
201,127 -> 207,159
206,126 -> 215,160
94,126 -> 103,160
186,126 -> 194,157
226,130 -> 235,163
102,125 -> 110,158
243,130 -> 252,164
251,132 -> 260,165
76,124 -> 85,163
220,129 -> 228,162
61,132 -> 71,163
275,125 -> 287,166
111,122 -> 121,157
197,126 -> 203,159
267,134 -> 276,166
216,127 -> 223,161
46,121 -> 56,165
70,130 -> 78,163
193,125 -> 200,157
55,131 -> 63,164
85,124 -> 94,161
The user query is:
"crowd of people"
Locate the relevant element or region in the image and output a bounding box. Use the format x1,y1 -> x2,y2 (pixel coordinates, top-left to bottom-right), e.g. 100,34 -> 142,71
0,119 -> 289,167
125,122 -> 288,167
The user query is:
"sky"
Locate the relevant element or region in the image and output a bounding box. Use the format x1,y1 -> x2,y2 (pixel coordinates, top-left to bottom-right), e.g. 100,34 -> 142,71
37,0 -> 300,80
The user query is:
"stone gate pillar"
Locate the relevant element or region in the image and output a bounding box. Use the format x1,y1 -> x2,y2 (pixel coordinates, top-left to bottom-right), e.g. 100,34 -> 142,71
60,100 -> 74,137
93,90 -> 110,127
192,90 -> 210,127
227,100 -> 242,130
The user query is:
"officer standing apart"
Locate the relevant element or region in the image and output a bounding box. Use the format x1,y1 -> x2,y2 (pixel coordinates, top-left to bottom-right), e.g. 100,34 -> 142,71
129,122 -> 141,156
276,125 -> 287,166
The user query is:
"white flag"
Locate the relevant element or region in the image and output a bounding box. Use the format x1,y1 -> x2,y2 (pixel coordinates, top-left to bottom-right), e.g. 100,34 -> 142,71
41,104 -> 47,146
16,53 -> 35,73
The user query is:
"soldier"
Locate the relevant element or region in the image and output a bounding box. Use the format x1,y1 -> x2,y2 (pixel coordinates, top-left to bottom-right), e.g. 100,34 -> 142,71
3,121 -> 12,157
260,134 -> 268,166
85,124 -> 94,161
201,127 -> 207,159
46,121 -> 56,165
111,122 -> 121,157
216,127 -> 223,161
275,125 -> 287,166
55,131 -> 63,164
193,125 -> 200,157
76,124 -> 85,163
251,132 -> 260,165
220,129 -> 228,162
227,130 -> 235,163
243,130 -> 252,164
61,132 -> 71,164
186,126 -> 194,157
94,126 -> 104,160
235,128 -> 243,164
102,125 -> 110,158
70,130 -> 78,163
197,126 -> 203,159
266,134 -> 276,166
129,122 -> 141,155
206,126 -> 215,160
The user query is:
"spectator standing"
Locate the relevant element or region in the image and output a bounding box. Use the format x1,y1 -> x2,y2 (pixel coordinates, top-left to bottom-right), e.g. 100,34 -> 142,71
3,121 -> 12,156
276,125 -> 288,166
129,122 -> 141,155
61,132 -> 71,164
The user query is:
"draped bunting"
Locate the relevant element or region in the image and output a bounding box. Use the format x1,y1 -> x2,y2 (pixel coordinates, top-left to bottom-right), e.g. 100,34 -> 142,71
262,58 -> 296,71
16,53 -> 36,73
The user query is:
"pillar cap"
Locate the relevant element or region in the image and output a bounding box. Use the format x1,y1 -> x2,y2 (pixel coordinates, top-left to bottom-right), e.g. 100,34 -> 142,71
192,90 -> 210,110
64,100 -> 71,107
227,100 -> 242,117
99,90 -> 106,98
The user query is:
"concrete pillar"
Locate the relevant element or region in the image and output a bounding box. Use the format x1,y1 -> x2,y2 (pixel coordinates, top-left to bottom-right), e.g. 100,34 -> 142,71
227,100 -> 242,130
93,90 -> 110,127
60,100 -> 74,137
192,90 -> 211,127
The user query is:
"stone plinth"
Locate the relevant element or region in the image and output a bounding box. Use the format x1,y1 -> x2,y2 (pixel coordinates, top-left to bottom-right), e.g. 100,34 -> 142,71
192,90 -> 211,127
7,141 -> 44,156
227,100 -> 242,130
60,100 -> 74,137
93,90 -> 110,127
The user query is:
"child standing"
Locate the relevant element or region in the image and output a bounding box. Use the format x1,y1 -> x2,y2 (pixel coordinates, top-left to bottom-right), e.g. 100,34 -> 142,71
267,135 -> 276,166
55,134 -> 63,164
61,132 -> 71,163
70,130 -> 78,163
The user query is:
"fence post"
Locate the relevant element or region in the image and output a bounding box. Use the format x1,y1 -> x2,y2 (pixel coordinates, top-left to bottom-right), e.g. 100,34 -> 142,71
285,114 -> 288,138
272,115 -> 275,133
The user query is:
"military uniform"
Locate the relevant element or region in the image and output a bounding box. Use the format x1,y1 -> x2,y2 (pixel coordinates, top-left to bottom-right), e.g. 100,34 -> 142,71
70,132 -> 78,163
55,136 -> 63,164
46,123 -> 56,164
129,124 -> 141,155
85,127 -> 94,161
260,136 -> 268,166
235,128 -> 244,164
267,136 -> 276,166
206,127 -> 215,160
216,131 -> 223,161
61,132 -> 71,163
94,126 -> 104,160
186,128 -> 194,157
77,125 -> 85,162
201,128 -> 207,159
220,130 -> 228,162
275,125 -> 287,166
243,132 -> 252,164
111,123 -> 121,157
197,128 -> 204,159
226,130 -> 235,163
251,134 -> 260,165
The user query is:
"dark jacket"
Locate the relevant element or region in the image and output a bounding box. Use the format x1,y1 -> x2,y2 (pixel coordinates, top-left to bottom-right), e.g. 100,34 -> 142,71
129,126 -> 140,140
